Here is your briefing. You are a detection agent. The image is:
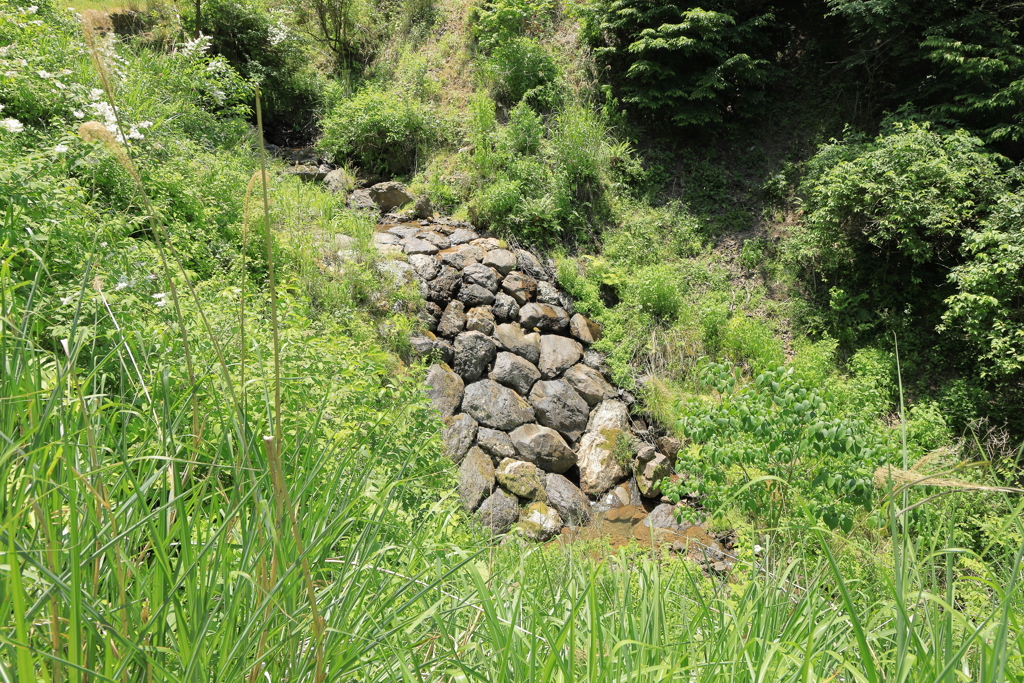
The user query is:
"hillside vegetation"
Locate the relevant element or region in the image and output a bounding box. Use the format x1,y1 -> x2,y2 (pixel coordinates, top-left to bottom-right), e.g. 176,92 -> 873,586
1,0 -> 1024,679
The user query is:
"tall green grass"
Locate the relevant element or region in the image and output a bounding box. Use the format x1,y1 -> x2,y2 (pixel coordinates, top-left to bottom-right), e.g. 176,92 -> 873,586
2,6 -> 1024,681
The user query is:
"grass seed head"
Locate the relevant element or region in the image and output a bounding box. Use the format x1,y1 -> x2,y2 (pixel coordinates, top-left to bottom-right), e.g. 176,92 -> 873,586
81,11 -> 116,101
78,121 -> 140,183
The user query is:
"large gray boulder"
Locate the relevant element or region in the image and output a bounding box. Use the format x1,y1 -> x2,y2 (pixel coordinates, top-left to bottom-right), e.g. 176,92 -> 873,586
476,488 -> 519,534
656,436 -> 682,465
449,227 -> 479,245
402,236 -> 439,256
458,284 -> 496,308
373,231 -> 401,246
437,300 -> 466,339
515,249 -> 548,280
493,293 -> 520,323
519,303 -> 570,334
562,364 -> 617,406
418,231 -> 451,250
324,168 -> 354,194
462,380 -> 535,430
458,446 -> 495,512
439,249 -> 474,271
538,335 -> 583,380
517,502 -> 562,542
508,423 -> 576,473
583,350 -> 613,380
545,473 -> 591,526
496,458 -> 547,501
536,281 -> 563,307
476,427 -> 516,462
587,399 -> 631,433
641,503 -> 692,533
369,181 -> 413,212
443,413 -> 478,464
489,351 -> 541,396
453,331 -> 497,383
428,265 -> 461,304
463,263 -> 500,292
409,335 -> 435,357
493,323 -> 541,365
465,306 -> 495,335
500,271 -> 537,306
425,364 -> 463,418
576,430 -> 628,497
432,339 -> 454,366
470,237 -> 501,250
483,248 -> 517,275
377,260 -> 418,289
417,303 -> 441,333
569,314 -> 601,345
387,226 -> 422,238
576,400 -> 631,496
349,188 -> 376,211
528,380 -> 590,443
409,254 -> 440,281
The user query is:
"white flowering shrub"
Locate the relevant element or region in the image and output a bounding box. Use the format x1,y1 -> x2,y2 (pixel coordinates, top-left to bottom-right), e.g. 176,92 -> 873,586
0,4 -> 91,127
192,0 -> 322,135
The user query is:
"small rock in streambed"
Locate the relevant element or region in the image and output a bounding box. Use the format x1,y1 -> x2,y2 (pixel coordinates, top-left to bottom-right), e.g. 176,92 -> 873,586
517,502 -> 563,542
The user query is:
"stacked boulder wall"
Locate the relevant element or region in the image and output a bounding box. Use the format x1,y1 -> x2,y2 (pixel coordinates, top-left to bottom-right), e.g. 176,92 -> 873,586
379,217 -> 675,539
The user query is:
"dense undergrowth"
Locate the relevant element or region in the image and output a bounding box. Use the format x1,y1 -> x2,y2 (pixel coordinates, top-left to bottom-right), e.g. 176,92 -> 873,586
2,0 -> 1024,679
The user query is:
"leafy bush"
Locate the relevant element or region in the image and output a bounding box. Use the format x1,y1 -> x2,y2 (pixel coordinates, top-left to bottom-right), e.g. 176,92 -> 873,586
941,188 -> 1024,380
471,0 -> 555,52
663,361 -> 897,531
629,264 -> 683,320
483,37 -> 560,109
790,121 -> 1007,349
829,0 -> 1024,147
719,315 -> 784,374
319,84 -> 450,175
462,96 -> 622,244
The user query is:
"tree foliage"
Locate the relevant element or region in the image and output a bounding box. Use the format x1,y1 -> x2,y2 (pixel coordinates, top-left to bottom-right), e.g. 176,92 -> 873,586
582,0 -> 779,127
828,0 -> 1024,146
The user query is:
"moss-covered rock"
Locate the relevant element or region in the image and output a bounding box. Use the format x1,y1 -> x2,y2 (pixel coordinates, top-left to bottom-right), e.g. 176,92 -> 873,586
495,458 -> 547,501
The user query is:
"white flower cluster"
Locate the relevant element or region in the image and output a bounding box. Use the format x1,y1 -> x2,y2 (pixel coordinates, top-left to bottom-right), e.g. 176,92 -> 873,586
35,68 -> 68,90
179,32 -> 212,58
87,94 -> 152,142
1,117 -> 24,133
268,21 -> 288,46
0,103 -> 22,132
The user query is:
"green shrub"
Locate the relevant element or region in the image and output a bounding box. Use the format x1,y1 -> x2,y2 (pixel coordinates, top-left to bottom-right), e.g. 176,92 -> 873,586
663,361 -> 897,531
463,95 -> 624,244
483,37 -> 559,109
501,101 -> 543,155
740,236 -> 766,270
941,188 -> 1024,380
319,84 -> 449,176
846,347 -> 896,418
906,400 -> 952,455
719,315 -> 784,374
629,264 -> 683,321
471,0 -> 555,52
